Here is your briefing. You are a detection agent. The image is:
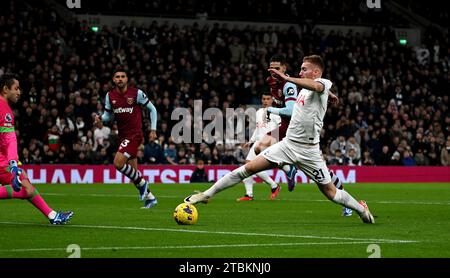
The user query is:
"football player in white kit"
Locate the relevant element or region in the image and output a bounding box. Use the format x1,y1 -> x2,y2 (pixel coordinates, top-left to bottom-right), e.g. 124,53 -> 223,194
237,92 -> 282,201
185,55 -> 375,224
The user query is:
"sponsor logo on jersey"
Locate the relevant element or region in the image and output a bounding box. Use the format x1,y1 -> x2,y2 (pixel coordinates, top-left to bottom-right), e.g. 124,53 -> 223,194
287,87 -> 295,95
113,107 -> 134,114
127,98 -> 134,105
5,113 -> 12,123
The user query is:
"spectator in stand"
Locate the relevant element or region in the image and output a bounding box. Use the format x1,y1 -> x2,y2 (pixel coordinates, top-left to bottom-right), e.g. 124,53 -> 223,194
402,149 -> 416,166
144,139 -> 164,164
347,148 -> 360,166
200,147 -> 212,165
211,147 -> 222,165
329,149 -> 349,166
93,120 -> 111,151
415,149 -> 430,166
164,142 -> 178,165
93,147 -> 112,165
346,136 -> 361,160
176,148 -> 189,165
361,151 -> 375,166
390,151 -> 403,166
330,135 -> 347,155
190,160 -> 208,183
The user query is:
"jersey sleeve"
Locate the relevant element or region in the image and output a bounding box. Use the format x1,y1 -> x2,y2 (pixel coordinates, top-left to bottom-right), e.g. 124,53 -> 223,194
267,82 -> 298,117
0,113 -> 18,164
101,93 -> 113,123
283,82 -> 298,102
314,78 -> 333,93
137,89 -> 157,130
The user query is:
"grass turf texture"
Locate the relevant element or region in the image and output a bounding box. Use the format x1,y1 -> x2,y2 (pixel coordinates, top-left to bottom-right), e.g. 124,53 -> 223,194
0,182 -> 449,258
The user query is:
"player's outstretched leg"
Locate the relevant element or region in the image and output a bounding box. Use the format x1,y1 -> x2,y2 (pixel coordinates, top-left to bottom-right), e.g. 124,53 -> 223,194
318,182 -> 374,224
0,171 -> 73,225
185,156 -> 276,205
329,170 -> 352,216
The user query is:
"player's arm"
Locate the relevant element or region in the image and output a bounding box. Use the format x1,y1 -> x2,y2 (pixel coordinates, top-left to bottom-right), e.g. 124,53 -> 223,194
328,89 -> 339,104
267,84 -> 298,117
268,69 -> 324,92
95,93 -> 113,125
137,90 -> 158,140
268,101 -> 294,117
0,126 -> 19,171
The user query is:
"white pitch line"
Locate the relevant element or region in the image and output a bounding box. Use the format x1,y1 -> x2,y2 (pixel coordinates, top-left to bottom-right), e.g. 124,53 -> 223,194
41,193 -> 450,206
0,221 -> 418,244
0,241 -> 415,253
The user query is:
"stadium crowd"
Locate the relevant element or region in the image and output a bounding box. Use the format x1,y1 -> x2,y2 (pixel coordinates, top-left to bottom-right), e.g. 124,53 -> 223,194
1,2 -> 449,167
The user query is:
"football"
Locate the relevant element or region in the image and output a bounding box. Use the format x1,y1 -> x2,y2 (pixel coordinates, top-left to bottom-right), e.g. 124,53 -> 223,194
173,203 -> 198,225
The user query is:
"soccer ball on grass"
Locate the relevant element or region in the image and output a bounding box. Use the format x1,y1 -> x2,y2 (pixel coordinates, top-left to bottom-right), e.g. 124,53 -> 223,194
173,203 -> 198,225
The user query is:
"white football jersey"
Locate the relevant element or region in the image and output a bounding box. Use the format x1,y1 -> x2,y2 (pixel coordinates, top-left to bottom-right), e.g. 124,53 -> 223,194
249,108 -> 281,143
286,78 -> 333,144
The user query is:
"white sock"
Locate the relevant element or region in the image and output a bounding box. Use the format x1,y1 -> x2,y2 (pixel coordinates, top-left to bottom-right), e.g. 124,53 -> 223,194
243,176 -> 254,197
330,170 -> 343,189
204,165 -> 250,197
138,179 -> 146,187
256,171 -> 278,189
146,191 -> 156,200
332,189 -> 365,214
282,164 -> 291,174
48,210 -> 57,220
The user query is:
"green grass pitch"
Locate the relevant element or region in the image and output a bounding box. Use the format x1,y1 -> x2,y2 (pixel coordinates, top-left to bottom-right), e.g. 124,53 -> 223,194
0,182 -> 449,258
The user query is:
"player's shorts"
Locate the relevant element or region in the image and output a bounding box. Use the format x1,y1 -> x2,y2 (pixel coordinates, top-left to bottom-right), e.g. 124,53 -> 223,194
261,138 -> 331,185
246,143 -> 257,161
0,167 -> 14,185
267,119 -> 289,141
117,134 -> 144,159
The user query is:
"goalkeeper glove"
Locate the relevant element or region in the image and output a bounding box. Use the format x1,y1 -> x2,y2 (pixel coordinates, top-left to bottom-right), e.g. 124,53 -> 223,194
8,160 -> 23,192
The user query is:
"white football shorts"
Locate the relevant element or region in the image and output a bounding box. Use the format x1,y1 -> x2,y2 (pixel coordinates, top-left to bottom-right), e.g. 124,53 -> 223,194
261,138 -> 331,185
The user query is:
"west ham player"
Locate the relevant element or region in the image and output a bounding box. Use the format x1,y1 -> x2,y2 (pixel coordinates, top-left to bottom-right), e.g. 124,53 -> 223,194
237,92 -> 281,201
184,56 -> 374,224
254,54 -> 298,190
0,74 -> 73,224
95,69 -> 158,208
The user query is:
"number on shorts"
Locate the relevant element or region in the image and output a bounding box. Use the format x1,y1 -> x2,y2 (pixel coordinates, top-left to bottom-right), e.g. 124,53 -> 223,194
312,169 -> 325,182
121,139 -> 130,148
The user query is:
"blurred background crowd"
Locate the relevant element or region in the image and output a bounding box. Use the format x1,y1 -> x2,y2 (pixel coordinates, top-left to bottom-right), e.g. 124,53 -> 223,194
1,0 -> 448,166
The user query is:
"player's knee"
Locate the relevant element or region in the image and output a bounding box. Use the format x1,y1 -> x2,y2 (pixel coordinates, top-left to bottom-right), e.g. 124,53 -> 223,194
22,184 -> 35,198
113,158 -> 124,170
244,162 -> 258,175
